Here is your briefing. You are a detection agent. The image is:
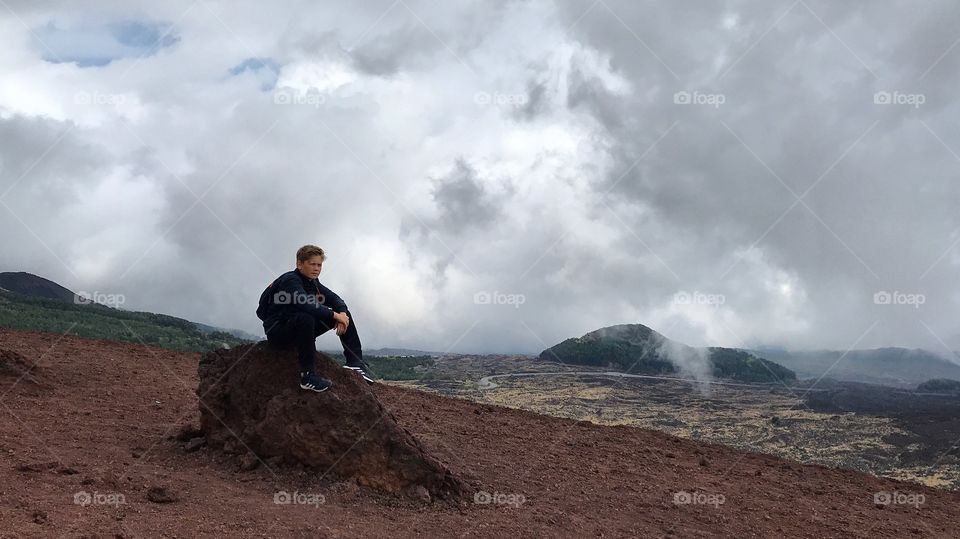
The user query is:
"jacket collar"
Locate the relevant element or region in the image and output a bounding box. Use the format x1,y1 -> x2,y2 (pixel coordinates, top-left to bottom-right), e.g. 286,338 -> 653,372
293,268 -> 316,284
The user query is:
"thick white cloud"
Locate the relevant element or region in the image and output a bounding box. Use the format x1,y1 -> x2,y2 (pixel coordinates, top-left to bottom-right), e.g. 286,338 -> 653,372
1,0 -> 959,357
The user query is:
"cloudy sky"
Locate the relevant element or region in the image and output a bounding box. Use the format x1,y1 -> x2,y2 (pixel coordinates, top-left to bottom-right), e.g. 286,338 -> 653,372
1,0 -> 959,356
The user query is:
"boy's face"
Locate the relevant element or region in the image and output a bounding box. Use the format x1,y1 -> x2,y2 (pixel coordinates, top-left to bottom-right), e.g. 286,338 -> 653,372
296,255 -> 323,279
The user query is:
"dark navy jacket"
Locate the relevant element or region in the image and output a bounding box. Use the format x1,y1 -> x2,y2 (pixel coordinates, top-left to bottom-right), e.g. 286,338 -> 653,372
256,269 -> 346,333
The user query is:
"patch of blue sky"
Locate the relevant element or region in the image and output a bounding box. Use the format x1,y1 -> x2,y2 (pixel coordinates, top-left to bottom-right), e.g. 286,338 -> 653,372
34,20 -> 179,67
228,57 -> 280,91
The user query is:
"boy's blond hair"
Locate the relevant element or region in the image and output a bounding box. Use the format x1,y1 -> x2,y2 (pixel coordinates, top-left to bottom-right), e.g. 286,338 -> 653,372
296,244 -> 326,263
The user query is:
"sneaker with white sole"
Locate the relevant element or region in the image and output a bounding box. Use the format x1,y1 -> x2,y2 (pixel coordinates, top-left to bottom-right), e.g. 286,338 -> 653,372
299,371 -> 333,392
343,360 -> 375,384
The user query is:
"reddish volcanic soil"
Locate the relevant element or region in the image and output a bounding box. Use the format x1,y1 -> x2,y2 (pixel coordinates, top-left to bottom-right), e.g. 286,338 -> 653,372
0,326 -> 957,538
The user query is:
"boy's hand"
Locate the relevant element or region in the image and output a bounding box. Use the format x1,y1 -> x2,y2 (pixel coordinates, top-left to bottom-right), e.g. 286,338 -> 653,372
333,311 -> 350,335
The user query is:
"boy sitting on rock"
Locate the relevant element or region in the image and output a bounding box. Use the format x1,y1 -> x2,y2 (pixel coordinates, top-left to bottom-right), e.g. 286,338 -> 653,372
257,244 -> 374,392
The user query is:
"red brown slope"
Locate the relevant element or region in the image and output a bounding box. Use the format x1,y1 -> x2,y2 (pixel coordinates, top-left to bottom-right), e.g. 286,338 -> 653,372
0,326 -> 956,538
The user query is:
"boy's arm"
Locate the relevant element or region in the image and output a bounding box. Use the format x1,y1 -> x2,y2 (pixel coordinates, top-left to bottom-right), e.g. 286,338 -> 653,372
315,281 -> 348,312
277,274 -> 337,325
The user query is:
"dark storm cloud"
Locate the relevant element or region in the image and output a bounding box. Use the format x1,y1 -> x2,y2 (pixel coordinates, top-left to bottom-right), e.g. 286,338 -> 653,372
429,159 -> 502,235
514,79 -> 549,121
399,158 -> 506,287
349,23 -> 445,76
566,62 -> 626,132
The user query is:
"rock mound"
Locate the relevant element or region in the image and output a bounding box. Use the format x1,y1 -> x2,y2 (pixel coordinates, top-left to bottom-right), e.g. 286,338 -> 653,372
197,342 -> 465,500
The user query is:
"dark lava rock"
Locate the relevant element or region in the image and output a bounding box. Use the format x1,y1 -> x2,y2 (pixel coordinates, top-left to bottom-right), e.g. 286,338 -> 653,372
197,342 -> 465,500
146,486 -> 177,504
238,452 -> 260,471
183,437 -> 206,453
31,509 -> 47,524
174,422 -> 203,442
16,461 -> 58,473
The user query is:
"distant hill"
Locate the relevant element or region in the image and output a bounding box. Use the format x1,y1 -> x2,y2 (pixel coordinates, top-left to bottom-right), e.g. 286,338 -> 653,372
540,324 -> 796,383
749,348 -> 960,388
0,272 -> 252,352
0,272 -> 76,302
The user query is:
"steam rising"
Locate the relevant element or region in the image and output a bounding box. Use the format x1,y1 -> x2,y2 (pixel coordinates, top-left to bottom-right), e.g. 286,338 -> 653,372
657,339 -> 714,396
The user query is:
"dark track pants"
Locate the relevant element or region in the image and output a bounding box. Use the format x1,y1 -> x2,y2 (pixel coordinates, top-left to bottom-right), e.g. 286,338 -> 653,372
266,308 -> 363,373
